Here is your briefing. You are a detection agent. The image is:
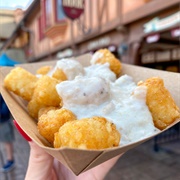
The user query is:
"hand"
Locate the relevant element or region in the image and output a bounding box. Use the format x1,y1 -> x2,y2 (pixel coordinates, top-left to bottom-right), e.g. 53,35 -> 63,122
13,120 -> 122,180
25,142 -> 122,180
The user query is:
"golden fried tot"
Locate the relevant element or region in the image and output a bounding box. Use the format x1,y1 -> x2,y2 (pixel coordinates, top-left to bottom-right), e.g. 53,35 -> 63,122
138,77 -> 180,130
38,106 -> 59,118
91,49 -> 122,76
52,68 -> 67,81
36,66 -> 52,75
32,75 -> 61,107
28,101 -> 60,120
4,67 -> 38,101
54,117 -> 120,149
27,98 -> 46,119
38,108 -> 76,144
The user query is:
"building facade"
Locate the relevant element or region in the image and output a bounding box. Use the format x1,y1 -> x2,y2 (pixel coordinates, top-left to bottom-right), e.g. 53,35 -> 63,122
1,0 -> 179,72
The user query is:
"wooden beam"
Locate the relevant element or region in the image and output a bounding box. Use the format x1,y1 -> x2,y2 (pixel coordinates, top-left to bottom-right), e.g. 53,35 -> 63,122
97,0 -> 100,31
99,0 -> 107,26
158,38 -> 180,45
0,0 -> 40,51
89,0 -> 93,28
106,0 -> 109,22
117,0 -> 123,24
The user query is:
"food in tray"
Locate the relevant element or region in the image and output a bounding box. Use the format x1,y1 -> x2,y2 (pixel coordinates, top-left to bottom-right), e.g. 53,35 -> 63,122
56,74 -> 160,146
28,75 -> 61,118
38,108 -> 77,144
36,65 -> 52,75
4,67 -> 38,101
27,98 -> 44,119
138,77 -> 180,130
54,117 -> 120,149
91,48 -> 122,76
46,58 -> 84,81
3,49 -> 180,149
32,75 -> 61,107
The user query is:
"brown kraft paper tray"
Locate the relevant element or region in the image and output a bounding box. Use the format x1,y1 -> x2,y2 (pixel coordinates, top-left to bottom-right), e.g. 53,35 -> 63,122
0,54 -> 180,175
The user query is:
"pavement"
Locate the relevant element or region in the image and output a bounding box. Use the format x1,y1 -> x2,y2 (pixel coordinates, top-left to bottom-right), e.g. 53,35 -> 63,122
0,125 -> 30,180
0,123 -> 180,180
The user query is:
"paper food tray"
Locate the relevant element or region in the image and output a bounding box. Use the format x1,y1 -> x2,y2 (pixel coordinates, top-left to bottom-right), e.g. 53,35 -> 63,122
0,53 -> 179,175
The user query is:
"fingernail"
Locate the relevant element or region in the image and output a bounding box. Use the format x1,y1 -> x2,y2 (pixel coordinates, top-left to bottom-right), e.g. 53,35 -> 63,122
13,120 -> 32,141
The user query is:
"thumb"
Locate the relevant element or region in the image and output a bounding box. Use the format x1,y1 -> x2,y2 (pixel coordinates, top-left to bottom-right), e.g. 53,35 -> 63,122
25,141 -> 55,180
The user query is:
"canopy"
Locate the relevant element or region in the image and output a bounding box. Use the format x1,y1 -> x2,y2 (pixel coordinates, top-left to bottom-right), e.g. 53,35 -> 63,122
0,53 -> 20,67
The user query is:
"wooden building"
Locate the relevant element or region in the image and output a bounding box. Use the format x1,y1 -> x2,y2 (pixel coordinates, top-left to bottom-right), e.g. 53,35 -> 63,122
124,1 -> 180,72
1,0 -> 179,73
0,9 -> 26,62
0,9 -> 16,47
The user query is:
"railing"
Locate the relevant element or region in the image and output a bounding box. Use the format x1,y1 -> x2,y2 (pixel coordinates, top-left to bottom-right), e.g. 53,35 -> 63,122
154,123 -> 180,152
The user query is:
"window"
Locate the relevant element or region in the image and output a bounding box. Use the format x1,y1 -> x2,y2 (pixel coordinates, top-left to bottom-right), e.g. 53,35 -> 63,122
38,14 -> 45,41
42,0 -> 66,27
39,0 -> 67,42
41,0 -> 52,29
55,0 -> 66,22
45,0 -> 52,27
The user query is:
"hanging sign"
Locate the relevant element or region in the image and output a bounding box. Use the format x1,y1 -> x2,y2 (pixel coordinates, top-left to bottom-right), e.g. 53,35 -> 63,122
146,34 -> 160,43
62,0 -> 85,20
87,36 -> 111,51
143,11 -> 180,34
171,28 -> 180,37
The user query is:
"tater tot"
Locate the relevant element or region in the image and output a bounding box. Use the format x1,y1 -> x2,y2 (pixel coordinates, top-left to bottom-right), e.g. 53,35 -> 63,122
54,117 -> 120,149
32,75 -> 61,107
138,77 -> 180,130
36,66 -> 52,75
52,68 -> 67,81
91,49 -> 122,76
27,98 -> 46,119
4,67 -> 38,101
38,106 -> 59,118
28,100 -> 60,119
38,108 -> 77,144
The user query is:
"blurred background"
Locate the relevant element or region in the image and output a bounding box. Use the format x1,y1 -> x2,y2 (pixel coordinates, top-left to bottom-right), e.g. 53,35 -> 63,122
0,0 -> 180,179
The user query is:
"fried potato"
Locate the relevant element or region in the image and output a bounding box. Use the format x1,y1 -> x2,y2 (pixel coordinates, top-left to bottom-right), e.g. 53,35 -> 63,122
38,108 -> 77,144
52,68 -> 67,81
28,100 -> 60,119
27,98 -> 46,119
138,77 -> 180,130
36,66 -> 52,75
54,116 -> 120,149
91,49 -> 122,76
4,67 -> 38,101
32,75 -> 61,107
38,106 -> 59,118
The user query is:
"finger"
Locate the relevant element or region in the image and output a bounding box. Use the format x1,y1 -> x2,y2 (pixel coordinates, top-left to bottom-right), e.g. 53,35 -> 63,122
25,141 -> 56,180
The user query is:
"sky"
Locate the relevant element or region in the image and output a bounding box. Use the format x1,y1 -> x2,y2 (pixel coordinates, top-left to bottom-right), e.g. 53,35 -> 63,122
0,0 -> 34,10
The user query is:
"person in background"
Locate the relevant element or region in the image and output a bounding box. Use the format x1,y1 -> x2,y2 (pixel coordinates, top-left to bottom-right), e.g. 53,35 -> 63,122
0,95 -> 15,172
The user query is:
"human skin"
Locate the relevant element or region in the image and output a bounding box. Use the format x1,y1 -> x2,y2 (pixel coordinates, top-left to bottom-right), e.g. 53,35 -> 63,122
13,120 -> 122,180
25,142 -> 122,180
